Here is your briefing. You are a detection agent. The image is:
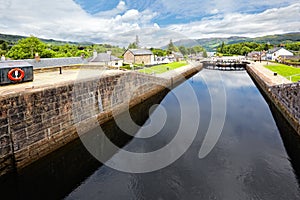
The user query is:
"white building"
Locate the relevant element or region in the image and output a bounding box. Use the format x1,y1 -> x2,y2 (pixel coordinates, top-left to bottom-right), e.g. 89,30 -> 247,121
155,56 -> 171,64
266,47 -> 293,61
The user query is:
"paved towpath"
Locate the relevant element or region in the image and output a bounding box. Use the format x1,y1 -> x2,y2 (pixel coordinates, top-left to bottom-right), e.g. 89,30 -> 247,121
247,61 -> 292,86
0,68 -> 125,97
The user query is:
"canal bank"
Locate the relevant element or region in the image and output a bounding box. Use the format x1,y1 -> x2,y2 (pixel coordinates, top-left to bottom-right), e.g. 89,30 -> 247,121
0,63 -> 202,176
246,61 -> 300,135
2,69 -> 299,200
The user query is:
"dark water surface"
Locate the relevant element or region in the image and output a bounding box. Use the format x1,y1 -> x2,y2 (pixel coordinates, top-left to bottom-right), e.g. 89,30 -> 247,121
1,69 -> 300,200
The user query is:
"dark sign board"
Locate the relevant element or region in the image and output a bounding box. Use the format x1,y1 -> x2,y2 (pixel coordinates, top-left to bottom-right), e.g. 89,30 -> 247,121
0,61 -> 34,85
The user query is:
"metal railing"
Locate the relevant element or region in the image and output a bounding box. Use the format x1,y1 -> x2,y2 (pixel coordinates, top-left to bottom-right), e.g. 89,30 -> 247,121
286,74 -> 300,82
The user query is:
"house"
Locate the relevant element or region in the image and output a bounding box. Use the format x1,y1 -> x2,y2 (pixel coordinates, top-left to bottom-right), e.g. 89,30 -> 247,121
189,52 -> 204,61
266,47 -> 293,61
247,51 -> 267,61
123,49 -> 154,65
156,56 -> 171,64
169,52 -> 184,62
89,51 -> 123,68
277,55 -> 300,63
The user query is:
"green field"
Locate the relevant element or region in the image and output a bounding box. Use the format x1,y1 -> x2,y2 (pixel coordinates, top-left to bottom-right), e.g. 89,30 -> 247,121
138,61 -> 187,74
264,63 -> 300,82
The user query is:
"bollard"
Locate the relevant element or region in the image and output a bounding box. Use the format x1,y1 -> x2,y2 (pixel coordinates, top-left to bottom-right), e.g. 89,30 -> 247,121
59,67 -> 62,74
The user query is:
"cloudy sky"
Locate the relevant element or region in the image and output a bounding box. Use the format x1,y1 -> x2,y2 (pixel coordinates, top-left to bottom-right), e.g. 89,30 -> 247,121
0,0 -> 299,47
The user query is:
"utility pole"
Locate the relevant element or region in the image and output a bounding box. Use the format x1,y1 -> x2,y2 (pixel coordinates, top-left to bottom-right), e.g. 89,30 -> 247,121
136,35 -> 140,49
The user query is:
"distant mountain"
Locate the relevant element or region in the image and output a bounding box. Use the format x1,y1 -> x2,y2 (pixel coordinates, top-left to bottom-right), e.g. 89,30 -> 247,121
171,32 -> 300,52
0,33 -> 93,46
2,32 -> 300,51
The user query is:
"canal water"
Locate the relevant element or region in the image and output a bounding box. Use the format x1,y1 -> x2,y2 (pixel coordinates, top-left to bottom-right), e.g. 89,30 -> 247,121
1,69 -> 300,200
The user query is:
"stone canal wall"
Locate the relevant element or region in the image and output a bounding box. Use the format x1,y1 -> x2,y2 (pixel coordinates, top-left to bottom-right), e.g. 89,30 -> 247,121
270,83 -> 300,133
0,63 -> 202,176
247,66 -> 300,135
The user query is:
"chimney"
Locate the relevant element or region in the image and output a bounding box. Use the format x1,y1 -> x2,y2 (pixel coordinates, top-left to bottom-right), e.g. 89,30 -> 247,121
93,51 -> 97,59
35,53 -> 40,62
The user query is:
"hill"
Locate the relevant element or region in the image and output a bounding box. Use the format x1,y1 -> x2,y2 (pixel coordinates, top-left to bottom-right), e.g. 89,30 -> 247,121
0,33 -> 92,46
172,32 -> 300,51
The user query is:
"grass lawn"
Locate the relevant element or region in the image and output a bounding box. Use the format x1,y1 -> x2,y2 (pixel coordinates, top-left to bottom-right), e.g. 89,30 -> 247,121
138,61 -> 188,74
264,63 -> 300,82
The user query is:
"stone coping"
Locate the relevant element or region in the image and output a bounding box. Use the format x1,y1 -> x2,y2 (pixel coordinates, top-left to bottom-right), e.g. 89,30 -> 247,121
0,68 -> 126,98
247,61 -> 292,86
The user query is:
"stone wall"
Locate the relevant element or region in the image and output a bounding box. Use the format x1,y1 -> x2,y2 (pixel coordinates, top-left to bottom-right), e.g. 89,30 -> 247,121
270,83 -> 300,133
0,71 -> 169,176
123,51 -> 134,64
134,55 -> 152,65
123,51 -> 151,65
247,66 -> 300,135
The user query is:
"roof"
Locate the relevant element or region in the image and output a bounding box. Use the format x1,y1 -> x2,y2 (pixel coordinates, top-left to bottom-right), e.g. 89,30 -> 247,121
268,47 -> 281,54
267,47 -> 293,54
278,55 -> 300,59
0,61 -> 32,68
248,51 -> 266,56
172,52 -> 184,57
127,49 -> 153,56
25,57 -> 86,68
90,53 -> 121,62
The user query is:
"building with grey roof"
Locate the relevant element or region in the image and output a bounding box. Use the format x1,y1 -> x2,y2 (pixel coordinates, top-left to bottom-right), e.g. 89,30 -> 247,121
89,52 -> 123,68
123,49 -> 154,65
24,57 -> 87,69
266,47 -> 293,61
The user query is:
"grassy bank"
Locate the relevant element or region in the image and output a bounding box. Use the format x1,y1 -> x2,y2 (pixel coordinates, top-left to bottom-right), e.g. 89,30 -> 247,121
138,61 -> 187,74
264,63 -> 300,82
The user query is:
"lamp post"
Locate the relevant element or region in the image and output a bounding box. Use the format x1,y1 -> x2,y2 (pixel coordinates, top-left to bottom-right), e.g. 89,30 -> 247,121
259,51 -> 261,63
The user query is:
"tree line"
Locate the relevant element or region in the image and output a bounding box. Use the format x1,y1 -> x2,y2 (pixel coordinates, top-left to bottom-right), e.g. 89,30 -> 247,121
0,36 -> 125,60
217,41 -> 300,56
148,40 -> 207,58
1,35 -> 211,60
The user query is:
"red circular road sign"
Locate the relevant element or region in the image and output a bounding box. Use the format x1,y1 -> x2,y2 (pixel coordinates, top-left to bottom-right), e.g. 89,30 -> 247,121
7,68 -> 25,82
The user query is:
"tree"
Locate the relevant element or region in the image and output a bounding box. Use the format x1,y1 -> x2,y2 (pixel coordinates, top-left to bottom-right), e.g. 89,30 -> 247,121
192,46 -> 204,54
167,39 -> 179,53
150,48 -> 167,56
1,42 -> 8,51
203,50 -> 208,58
40,49 -> 57,58
240,46 -> 251,56
128,42 -> 138,49
220,42 -> 225,53
7,36 -> 46,59
178,46 -> 188,55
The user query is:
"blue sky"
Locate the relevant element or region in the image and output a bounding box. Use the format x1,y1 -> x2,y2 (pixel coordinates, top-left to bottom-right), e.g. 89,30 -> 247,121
0,0 -> 299,47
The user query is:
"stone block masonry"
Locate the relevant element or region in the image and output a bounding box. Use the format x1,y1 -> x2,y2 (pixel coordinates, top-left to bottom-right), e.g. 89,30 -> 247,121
0,63 -> 202,176
247,65 -> 300,136
270,83 -> 300,134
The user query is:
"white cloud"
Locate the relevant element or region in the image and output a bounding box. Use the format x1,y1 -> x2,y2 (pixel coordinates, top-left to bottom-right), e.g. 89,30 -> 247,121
210,9 -> 219,14
0,0 -> 159,46
95,0 -> 127,18
154,0 -> 300,18
121,9 -> 139,22
116,1 -> 126,10
165,3 -> 300,39
0,0 -> 299,48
